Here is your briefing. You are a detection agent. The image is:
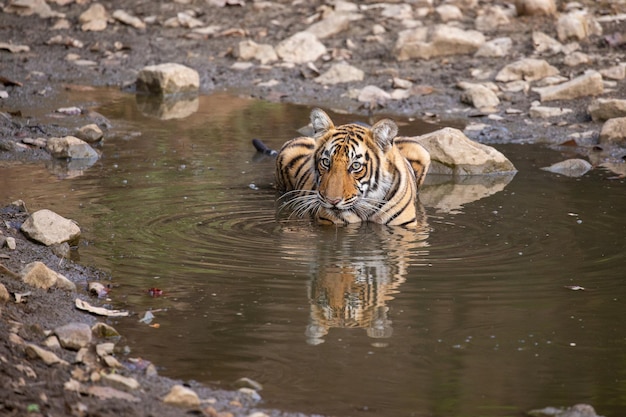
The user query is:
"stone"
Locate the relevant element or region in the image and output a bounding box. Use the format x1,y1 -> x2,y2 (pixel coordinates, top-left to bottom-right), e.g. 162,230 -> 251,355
234,377 -> 263,391
557,10 -> 602,42
475,37 -> 512,58
101,373 -> 140,391
136,63 -> 200,95
75,124 -> 104,143
21,261 -> 76,291
413,128 -> 517,175
163,384 -> 200,408
0,283 -> 9,302
92,322 -> 121,338
475,6 -> 510,31
495,58 -> 559,82
600,64 -> 626,81
46,136 -> 99,159
435,4 -> 462,22
25,343 -> 69,366
564,52 -> 590,67
5,236 -> 16,250
534,71 -> 603,102
305,12 -> 362,39
79,3 -> 107,32
96,342 -> 115,357
588,99 -> 626,122
236,40 -> 277,64
515,0 -> 556,16
314,63 -> 364,85
275,32 -> 326,64
112,9 -> 146,29
357,85 -> 391,105
529,105 -> 573,118
532,31 -> 562,55
395,25 -> 485,60
55,323 -> 92,350
458,82 -> 500,111
541,159 -> 592,177
599,117 -> 626,145
21,209 -> 81,246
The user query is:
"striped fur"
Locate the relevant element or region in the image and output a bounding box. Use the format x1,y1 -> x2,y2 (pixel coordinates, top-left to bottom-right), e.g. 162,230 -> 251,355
276,108 -> 430,226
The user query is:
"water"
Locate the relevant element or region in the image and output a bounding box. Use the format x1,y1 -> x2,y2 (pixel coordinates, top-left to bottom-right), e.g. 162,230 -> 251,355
2,90 -> 625,417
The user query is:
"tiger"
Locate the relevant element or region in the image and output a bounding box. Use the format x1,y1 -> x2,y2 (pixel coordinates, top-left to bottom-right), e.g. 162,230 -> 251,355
273,108 -> 430,227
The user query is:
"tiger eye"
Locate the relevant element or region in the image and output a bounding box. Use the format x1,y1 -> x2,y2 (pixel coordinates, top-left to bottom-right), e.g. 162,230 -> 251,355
320,157 -> 331,169
350,161 -> 363,171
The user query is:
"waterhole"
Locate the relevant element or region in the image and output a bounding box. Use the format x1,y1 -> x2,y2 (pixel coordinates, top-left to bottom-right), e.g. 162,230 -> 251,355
1,89 -> 625,417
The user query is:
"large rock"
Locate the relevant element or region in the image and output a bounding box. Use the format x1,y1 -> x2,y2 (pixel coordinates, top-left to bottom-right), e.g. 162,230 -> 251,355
458,82 -> 500,111
78,3 -> 107,32
235,39 -> 277,64
275,32 -> 326,64
75,124 -> 104,143
163,385 -> 201,408
314,63 -> 364,85
21,261 -> 76,291
46,136 -> 99,159
599,117 -> 626,146
414,128 -> 517,175
557,10 -> 602,42
305,12 -> 363,39
21,209 -> 81,246
541,159 -> 592,177
136,63 -> 200,95
395,25 -> 485,60
55,323 -> 92,350
533,71 -> 603,102
495,58 -> 559,82
588,99 -> 626,122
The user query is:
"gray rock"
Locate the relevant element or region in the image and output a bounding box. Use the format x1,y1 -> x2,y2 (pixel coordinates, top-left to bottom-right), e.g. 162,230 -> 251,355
557,10 -> 602,42
163,384 -> 200,408
314,63 -> 364,85
5,236 -> 16,250
529,105 -> 573,118
357,85 -> 391,105
395,25 -> 485,60
78,3 -> 107,32
475,5 -> 511,31
414,127 -> 517,175
541,159 -> 592,177
46,136 -> 99,159
55,322 -> 92,350
21,209 -> 81,246
532,31 -> 563,55
458,82 -> 500,111
21,261 -> 72,290
534,71 -> 603,101
495,58 -> 559,82
599,117 -> 626,145
435,4 -> 462,22
305,12 -> 363,39
275,32 -> 326,64
475,37 -> 513,58
101,373 -> 141,391
588,98 -> 626,121
112,9 -> 145,29
564,52 -> 591,67
136,63 -> 200,95
25,343 -> 69,366
600,64 -> 626,81
236,39 -> 278,64
75,124 -> 104,143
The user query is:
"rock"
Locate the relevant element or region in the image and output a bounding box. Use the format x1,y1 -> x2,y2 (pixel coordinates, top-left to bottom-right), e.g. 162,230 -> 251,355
435,4 -> 462,22
305,12 -> 363,39
46,136 -> 98,159
564,52 -> 591,67
314,63 -> 364,85
528,403 -> 601,417
4,0 -> 65,18
163,384 -> 200,408
112,9 -> 146,29
588,99 -> 626,122
275,32 -> 326,64
96,342 -> 115,357
495,58 -> 559,82
234,377 -> 263,391
136,63 -> 200,95
236,40 -> 277,64
515,0 -> 556,16
78,3 -> 107,31
21,209 -> 81,246
75,124 -> 104,143
475,37 -> 512,58
475,5 -> 510,31
55,323 -> 92,350
414,128 -> 517,175
557,10 -> 602,42
0,283 -> 9,302
600,64 -> 626,81
458,82 -> 500,111
25,343 -> 69,366
357,85 -> 391,106
395,25 -> 485,60
21,261 -> 76,291
541,159 -> 592,177
92,322 -> 121,338
533,71 -> 603,102
5,237 -> 16,250
599,117 -> 626,145
529,105 -> 573,118
532,31 -> 563,55
101,373 -> 140,391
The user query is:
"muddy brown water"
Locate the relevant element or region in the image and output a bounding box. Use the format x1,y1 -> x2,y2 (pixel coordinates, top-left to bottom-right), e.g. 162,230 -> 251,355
2,90 -> 625,417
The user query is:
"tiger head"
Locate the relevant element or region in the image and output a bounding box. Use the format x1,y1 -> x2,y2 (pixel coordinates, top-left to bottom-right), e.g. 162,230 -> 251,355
310,109 -> 400,218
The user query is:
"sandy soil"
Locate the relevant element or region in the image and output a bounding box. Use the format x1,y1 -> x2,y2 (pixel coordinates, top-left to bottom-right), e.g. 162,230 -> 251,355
1,0 -> 625,416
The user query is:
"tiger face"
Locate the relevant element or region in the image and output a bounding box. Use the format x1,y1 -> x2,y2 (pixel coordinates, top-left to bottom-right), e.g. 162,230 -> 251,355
276,108 -> 430,226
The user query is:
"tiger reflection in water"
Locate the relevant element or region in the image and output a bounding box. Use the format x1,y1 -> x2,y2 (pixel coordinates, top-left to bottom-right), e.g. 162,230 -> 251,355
278,203 -> 429,345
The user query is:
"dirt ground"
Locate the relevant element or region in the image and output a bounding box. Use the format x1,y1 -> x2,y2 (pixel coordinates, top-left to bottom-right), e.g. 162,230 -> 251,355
1,0 -> 625,416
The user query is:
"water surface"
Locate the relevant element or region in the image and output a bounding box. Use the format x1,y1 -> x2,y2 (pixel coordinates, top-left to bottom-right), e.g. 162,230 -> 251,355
1,90 -> 625,417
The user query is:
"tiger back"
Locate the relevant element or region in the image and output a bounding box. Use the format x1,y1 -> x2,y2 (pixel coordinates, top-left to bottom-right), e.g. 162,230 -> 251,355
275,108 -> 430,227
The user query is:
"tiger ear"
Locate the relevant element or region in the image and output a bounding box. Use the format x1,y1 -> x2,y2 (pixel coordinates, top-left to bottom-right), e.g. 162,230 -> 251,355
310,108 -> 334,136
371,119 -> 398,150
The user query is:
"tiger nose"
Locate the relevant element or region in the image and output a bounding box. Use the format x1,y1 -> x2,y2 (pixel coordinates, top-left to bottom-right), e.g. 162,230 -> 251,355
326,196 -> 341,206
